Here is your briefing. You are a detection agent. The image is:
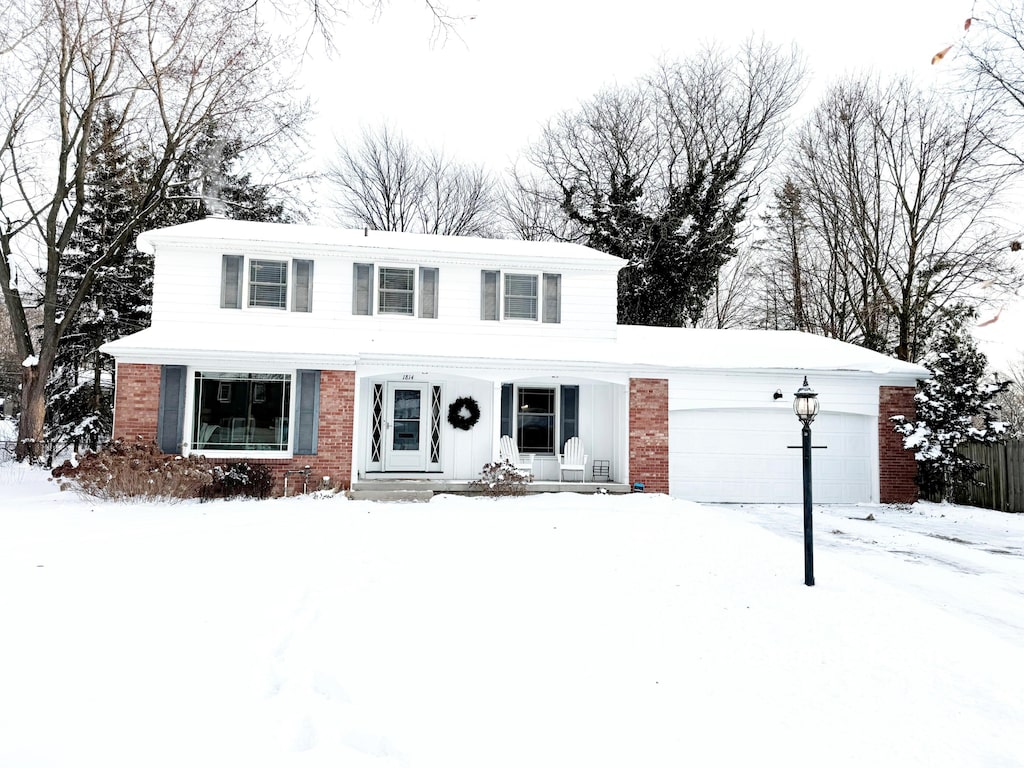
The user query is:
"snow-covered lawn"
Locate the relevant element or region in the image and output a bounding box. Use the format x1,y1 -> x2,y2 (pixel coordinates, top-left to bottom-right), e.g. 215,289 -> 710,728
1,463 -> 1022,767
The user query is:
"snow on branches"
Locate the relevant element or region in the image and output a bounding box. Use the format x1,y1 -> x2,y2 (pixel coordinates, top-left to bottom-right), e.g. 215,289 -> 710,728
892,306 -> 1010,501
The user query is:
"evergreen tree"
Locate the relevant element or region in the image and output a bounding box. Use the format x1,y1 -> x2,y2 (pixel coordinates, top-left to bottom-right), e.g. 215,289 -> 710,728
563,157 -> 746,326
45,119 -> 289,457
892,306 -> 1010,501
46,108 -> 147,457
150,125 -> 289,227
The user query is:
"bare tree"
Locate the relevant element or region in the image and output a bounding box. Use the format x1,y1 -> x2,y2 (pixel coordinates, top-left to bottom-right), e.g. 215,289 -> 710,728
0,0 -> 306,461
959,1 -> 1024,166
507,37 -> 806,326
326,123 -> 499,236
788,76 -> 1020,361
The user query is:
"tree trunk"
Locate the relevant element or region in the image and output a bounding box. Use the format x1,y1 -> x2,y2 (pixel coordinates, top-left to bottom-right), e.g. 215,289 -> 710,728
17,365 -> 47,462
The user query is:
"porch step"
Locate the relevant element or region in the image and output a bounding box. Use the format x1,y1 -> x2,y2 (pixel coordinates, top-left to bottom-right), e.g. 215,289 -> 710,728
349,480 -> 633,498
346,488 -> 435,502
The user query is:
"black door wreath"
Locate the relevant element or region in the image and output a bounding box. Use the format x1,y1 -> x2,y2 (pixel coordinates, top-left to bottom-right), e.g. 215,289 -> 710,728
447,396 -> 481,430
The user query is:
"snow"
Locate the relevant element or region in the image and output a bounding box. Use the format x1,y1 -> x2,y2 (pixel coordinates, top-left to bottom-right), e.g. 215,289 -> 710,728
104,321 -> 928,380
2,464 -> 1022,767
135,218 -> 622,266
22,355 -> 39,367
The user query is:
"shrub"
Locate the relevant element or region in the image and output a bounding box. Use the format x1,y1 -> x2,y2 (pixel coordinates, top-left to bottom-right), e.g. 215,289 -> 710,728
52,442 -> 280,501
470,459 -> 532,497
202,461 -> 274,500
51,440 -> 213,501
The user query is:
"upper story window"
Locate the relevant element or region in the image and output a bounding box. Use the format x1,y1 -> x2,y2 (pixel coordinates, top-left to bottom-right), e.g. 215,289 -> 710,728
379,267 -> 415,315
353,263 -> 439,318
481,270 -> 561,323
504,274 -> 538,320
249,260 -> 287,309
221,254 -> 313,313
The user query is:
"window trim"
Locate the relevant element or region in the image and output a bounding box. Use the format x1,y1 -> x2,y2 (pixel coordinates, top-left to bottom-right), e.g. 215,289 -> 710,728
378,266 -> 416,316
183,368 -> 296,459
248,258 -> 289,310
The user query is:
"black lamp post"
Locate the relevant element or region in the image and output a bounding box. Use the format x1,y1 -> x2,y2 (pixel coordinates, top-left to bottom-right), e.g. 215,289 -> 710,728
793,376 -> 819,587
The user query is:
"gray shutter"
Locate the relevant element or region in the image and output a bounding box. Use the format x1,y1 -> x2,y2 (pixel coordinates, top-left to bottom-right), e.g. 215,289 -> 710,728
500,383 -> 513,438
419,267 -> 439,318
294,369 -> 321,455
221,254 -> 242,309
353,263 -> 373,315
481,270 -> 499,320
292,259 -> 313,313
559,385 -> 579,444
543,273 -> 561,324
157,365 -> 187,453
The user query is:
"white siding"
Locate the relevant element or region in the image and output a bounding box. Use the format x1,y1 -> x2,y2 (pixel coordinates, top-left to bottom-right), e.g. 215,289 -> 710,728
148,237 -> 622,346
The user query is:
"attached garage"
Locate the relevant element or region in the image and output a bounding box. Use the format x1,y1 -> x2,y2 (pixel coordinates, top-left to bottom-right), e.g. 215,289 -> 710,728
669,407 -> 877,504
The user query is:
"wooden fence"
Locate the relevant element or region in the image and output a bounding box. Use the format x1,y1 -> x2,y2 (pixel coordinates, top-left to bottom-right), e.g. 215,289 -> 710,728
952,440 -> 1024,513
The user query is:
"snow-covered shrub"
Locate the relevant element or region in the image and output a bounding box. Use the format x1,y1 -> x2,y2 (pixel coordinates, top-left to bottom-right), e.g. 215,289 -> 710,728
470,459 -> 532,497
51,440 -> 213,501
892,307 -> 1010,502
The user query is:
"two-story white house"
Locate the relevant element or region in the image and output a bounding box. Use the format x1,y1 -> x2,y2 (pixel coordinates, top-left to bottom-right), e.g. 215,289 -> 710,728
102,218 -> 928,501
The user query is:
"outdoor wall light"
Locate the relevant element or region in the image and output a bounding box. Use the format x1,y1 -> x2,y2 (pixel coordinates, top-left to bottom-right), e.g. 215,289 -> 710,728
793,376 -> 819,426
793,375 -> 819,587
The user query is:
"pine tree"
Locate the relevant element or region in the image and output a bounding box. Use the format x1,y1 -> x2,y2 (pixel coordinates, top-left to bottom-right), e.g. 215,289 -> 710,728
46,119 -> 289,457
892,306 -> 1010,501
563,156 -> 746,327
46,108 -> 147,457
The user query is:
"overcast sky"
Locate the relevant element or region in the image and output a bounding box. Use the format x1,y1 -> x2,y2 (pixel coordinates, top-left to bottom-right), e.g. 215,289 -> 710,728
299,0 -> 971,173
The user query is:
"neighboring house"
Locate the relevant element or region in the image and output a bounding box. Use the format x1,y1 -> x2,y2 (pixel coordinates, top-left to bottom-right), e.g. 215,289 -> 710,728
102,218 -> 927,502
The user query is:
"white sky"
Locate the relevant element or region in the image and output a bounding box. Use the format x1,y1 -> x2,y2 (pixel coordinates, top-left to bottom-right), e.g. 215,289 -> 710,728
300,0 -> 971,174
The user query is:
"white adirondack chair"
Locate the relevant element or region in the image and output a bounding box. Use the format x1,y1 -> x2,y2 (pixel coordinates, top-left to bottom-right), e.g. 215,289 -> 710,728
558,436 -> 588,482
499,435 -> 535,475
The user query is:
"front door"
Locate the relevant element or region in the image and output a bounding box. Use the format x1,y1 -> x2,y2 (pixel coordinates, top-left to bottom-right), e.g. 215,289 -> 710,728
384,383 -> 429,471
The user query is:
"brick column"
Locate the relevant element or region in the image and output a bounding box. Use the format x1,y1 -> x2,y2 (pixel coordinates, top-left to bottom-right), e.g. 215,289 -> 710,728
112,363 -> 162,443
629,378 -> 669,493
879,386 -> 919,503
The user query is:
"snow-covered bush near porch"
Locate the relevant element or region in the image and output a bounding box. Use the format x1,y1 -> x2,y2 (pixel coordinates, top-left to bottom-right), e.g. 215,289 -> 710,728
470,458 -> 532,496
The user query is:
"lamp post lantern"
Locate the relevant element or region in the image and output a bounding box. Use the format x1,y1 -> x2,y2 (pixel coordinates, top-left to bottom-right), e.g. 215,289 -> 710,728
793,376 -> 819,587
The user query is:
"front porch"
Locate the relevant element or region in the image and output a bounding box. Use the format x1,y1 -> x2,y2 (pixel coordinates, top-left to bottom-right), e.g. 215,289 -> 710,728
348,478 -> 633,501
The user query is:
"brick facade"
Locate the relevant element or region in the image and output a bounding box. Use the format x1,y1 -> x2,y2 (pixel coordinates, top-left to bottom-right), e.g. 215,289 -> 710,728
113,365 -> 356,496
113,363 -> 162,443
628,377 -> 669,494
878,385 -> 919,503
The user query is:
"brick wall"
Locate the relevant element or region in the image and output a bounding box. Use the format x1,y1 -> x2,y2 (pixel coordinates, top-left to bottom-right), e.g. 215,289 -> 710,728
113,363 -> 162,443
879,385 -> 919,503
629,378 -> 669,494
112,365 -> 356,496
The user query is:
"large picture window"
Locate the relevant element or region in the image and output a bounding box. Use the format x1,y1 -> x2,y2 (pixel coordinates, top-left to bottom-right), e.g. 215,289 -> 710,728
192,372 -> 291,451
517,387 -> 555,453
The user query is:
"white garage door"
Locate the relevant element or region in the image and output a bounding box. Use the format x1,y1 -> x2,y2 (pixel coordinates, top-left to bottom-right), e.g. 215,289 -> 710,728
669,408 -> 875,503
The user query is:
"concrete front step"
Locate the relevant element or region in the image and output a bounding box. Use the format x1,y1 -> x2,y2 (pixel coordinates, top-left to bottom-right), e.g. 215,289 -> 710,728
349,480 -> 633,497
346,489 -> 435,502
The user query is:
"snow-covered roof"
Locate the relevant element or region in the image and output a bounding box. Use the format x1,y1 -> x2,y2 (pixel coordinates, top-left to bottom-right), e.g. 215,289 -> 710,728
103,322 -> 929,379
136,218 -> 626,270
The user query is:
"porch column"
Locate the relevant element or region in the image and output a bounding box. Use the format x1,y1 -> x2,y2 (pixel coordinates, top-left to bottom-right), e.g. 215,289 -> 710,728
628,377 -> 669,494
879,385 -> 919,503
